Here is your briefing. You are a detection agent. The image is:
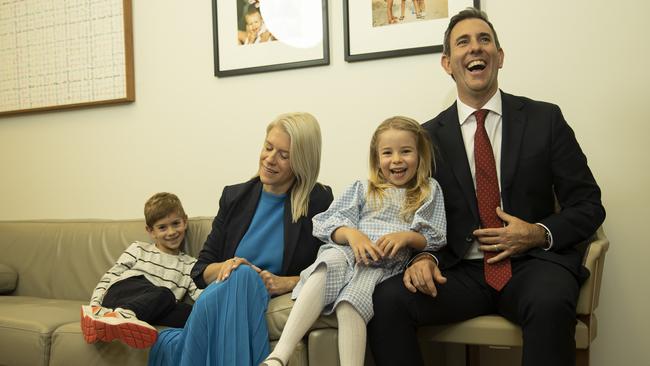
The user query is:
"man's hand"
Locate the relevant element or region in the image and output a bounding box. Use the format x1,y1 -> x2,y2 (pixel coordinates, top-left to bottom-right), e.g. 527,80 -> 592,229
403,255 -> 447,297
475,207 -> 547,264
259,271 -> 298,296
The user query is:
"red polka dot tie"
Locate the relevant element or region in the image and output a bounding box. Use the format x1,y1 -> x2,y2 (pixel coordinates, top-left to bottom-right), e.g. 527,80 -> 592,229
474,109 -> 511,291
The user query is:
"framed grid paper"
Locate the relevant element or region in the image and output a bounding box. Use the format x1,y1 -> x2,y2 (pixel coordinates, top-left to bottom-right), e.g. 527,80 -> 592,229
0,0 -> 135,116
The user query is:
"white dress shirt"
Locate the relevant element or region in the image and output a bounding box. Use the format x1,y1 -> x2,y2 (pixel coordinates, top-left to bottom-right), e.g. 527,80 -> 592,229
457,92 -> 503,259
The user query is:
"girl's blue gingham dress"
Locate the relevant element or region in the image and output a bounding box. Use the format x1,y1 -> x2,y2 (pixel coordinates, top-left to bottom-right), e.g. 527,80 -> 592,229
292,178 -> 446,323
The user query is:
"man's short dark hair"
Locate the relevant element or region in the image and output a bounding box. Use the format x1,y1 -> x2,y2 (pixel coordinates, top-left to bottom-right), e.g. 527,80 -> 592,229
443,7 -> 501,56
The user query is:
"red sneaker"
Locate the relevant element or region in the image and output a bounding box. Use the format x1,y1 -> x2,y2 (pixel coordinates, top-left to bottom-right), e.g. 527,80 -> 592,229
81,305 -> 112,344
80,305 -> 157,348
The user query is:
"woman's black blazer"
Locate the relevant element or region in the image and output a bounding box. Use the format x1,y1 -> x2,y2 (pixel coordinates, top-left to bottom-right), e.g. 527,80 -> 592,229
192,177 -> 333,288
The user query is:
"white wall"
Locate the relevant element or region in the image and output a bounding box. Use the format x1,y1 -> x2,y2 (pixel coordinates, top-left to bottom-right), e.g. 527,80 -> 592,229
1,0 -> 648,365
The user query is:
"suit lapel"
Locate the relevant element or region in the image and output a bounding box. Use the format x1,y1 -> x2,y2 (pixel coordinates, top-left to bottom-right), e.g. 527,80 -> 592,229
500,92 -> 526,204
436,104 -> 480,222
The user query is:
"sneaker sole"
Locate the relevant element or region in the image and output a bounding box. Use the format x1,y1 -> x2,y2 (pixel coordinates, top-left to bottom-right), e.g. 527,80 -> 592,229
80,306 -> 157,348
80,305 -> 101,344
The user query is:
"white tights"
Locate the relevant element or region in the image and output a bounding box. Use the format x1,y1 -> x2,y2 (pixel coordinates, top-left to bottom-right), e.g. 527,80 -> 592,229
266,265 -> 366,366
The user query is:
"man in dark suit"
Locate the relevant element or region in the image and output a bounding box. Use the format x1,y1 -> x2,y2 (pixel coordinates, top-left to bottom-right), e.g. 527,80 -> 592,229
368,8 -> 605,366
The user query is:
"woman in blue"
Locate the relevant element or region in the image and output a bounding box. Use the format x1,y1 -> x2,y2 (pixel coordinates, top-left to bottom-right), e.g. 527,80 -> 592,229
148,112 -> 333,366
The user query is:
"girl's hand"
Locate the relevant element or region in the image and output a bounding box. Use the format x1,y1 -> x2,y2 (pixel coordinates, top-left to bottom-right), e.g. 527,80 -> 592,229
216,257 -> 260,281
259,271 -> 299,296
376,231 -> 421,258
347,230 -> 384,265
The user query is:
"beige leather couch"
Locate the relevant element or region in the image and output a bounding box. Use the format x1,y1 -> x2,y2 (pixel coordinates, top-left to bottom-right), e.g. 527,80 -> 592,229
0,217 -> 608,366
0,217 -> 336,366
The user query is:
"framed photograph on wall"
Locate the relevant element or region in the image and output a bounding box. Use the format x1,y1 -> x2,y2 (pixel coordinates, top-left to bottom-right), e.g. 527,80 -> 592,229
344,0 -> 480,62
212,0 -> 330,77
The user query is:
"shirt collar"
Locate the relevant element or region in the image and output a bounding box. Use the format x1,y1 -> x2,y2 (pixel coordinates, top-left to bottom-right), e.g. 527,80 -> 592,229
457,90 -> 503,126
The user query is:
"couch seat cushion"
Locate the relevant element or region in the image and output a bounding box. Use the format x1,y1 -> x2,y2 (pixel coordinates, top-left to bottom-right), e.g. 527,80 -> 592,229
417,314 -> 593,349
0,296 -> 81,366
265,293 -> 337,340
50,322 -> 151,366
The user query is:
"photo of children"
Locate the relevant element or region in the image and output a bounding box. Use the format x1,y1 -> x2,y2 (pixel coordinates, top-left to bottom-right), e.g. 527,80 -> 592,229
371,0 -> 448,27
237,0 -> 276,45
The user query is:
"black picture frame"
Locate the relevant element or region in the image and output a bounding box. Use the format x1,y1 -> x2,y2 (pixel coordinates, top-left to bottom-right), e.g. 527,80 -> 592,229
344,0 -> 480,62
212,0 -> 330,77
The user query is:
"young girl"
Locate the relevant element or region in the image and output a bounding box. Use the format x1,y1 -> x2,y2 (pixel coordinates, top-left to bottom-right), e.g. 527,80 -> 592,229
261,116 -> 446,366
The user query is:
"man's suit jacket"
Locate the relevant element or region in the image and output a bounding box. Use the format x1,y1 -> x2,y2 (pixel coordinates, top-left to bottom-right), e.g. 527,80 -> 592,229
422,91 -> 605,280
191,177 -> 333,288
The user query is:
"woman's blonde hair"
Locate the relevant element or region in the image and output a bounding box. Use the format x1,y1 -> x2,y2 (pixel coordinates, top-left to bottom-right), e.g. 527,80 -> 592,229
368,116 -> 434,221
266,112 -> 322,222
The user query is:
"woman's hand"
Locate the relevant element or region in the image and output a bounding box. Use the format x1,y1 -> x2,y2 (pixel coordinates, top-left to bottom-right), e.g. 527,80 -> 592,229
259,271 -> 299,296
213,257 -> 260,282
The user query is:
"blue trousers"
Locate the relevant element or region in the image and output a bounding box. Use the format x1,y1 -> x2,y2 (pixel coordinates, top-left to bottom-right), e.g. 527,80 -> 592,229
148,266 -> 271,366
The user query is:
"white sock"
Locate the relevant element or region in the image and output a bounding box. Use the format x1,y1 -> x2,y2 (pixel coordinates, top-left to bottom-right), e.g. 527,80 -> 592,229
267,265 -> 326,364
336,302 -> 366,366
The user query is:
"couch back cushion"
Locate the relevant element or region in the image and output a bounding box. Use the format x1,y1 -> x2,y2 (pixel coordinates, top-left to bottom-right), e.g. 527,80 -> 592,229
0,217 -> 213,301
0,264 -> 18,294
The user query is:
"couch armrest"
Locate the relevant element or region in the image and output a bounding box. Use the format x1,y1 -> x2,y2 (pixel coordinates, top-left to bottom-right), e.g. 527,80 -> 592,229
576,227 -> 610,315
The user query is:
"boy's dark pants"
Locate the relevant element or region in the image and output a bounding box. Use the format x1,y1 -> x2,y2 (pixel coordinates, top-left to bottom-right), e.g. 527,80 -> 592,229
102,275 -> 192,328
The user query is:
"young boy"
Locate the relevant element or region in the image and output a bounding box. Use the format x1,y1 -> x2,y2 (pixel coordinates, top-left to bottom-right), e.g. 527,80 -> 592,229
81,192 -> 202,349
